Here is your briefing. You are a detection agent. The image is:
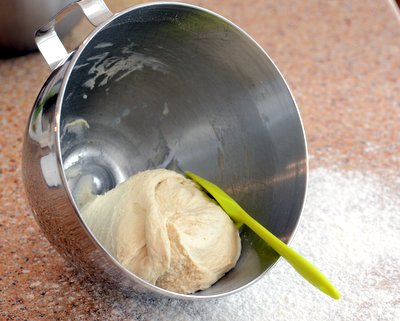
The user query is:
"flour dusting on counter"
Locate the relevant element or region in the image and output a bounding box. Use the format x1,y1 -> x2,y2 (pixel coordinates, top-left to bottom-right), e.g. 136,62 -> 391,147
81,168 -> 400,321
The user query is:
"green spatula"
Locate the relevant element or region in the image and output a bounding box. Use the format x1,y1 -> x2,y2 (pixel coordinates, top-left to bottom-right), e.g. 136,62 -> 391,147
185,171 -> 340,300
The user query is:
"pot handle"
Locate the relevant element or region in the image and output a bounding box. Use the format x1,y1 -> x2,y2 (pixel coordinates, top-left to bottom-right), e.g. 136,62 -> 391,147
35,0 -> 112,70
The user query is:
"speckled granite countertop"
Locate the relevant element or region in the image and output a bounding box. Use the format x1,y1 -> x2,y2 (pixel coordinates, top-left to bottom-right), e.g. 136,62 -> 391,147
1,1 -> 399,320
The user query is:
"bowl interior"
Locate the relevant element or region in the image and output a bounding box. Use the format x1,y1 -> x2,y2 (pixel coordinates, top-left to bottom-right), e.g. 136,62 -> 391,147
59,4 -> 307,297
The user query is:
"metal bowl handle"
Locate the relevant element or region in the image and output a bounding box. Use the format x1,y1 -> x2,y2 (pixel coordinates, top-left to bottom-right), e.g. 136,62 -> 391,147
35,0 -> 112,70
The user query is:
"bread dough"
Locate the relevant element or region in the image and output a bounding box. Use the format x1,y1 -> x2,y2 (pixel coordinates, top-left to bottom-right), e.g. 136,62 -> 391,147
81,169 -> 241,294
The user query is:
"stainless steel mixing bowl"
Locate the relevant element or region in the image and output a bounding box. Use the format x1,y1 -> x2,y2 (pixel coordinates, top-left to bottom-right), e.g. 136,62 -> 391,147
22,0 -> 308,299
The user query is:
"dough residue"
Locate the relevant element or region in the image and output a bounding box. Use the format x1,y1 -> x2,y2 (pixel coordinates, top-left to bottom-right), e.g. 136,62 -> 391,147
81,169 -> 241,294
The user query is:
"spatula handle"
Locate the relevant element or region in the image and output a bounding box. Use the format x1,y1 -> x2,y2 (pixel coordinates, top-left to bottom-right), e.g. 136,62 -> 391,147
244,214 -> 340,300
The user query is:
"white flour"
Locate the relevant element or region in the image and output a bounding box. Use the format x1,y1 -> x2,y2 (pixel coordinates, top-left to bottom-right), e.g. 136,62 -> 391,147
81,44 -> 168,90
79,168 -> 400,321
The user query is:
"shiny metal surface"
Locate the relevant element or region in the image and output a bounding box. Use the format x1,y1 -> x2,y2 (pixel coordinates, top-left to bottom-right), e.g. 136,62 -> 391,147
0,0 -> 80,55
22,2 -> 308,299
35,0 -> 112,70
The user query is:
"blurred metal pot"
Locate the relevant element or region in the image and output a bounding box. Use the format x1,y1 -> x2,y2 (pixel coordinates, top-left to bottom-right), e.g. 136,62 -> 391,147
0,0 -> 80,56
